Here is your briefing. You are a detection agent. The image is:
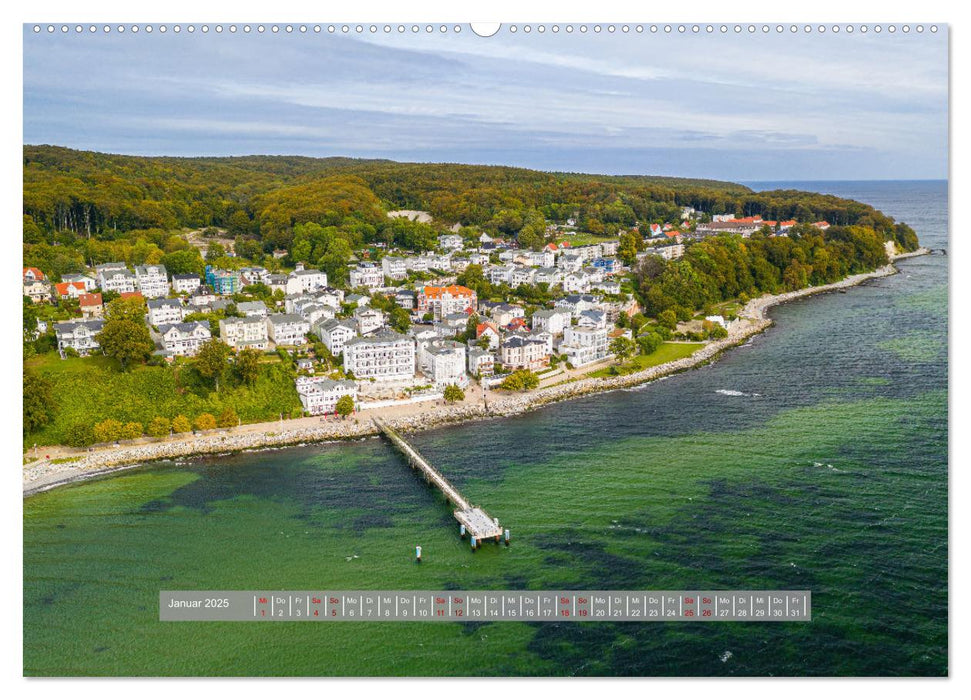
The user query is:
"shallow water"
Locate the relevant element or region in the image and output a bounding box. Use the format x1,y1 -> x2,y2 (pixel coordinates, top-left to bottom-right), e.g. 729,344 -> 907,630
24,181 -> 948,676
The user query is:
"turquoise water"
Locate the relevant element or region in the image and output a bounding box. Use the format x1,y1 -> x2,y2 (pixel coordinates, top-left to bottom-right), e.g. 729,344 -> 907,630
24,181 -> 948,676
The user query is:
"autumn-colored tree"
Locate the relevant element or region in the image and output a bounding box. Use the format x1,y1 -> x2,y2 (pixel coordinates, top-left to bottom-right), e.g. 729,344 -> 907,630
93,419 -> 124,443
218,406 -> 239,428
147,416 -> 171,437
171,415 -> 192,434
194,413 -> 217,431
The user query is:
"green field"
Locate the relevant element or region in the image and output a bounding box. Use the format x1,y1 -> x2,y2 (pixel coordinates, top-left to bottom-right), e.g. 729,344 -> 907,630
25,352 -> 302,447
586,341 -> 705,378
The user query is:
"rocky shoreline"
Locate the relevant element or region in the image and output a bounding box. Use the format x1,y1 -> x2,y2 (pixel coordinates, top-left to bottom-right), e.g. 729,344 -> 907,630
23,249 -> 928,496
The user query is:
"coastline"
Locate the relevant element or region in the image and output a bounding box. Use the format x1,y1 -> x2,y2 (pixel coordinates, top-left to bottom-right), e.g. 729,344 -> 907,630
23,248 -> 930,496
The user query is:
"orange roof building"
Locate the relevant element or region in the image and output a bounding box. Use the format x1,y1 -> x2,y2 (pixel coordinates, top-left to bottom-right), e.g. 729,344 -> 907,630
54,281 -> 86,299
417,285 -> 478,319
23,267 -> 45,282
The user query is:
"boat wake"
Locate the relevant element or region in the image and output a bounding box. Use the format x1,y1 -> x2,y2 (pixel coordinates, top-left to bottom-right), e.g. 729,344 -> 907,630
715,389 -> 762,397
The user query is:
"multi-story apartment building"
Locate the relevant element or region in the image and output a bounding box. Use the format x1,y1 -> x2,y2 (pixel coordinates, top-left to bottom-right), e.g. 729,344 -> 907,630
343,331 -> 416,382
295,376 -> 358,416
146,298 -> 185,326
219,316 -> 270,350
418,340 -> 467,388
266,314 -> 310,347
172,274 -> 202,294
54,319 -> 104,357
530,308 -> 572,336
558,326 -> 609,367
205,266 -> 242,295
353,307 -> 386,336
467,347 -> 495,377
96,263 -> 137,294
314,318 -> 358,357
499,335 -> 548,371
381,256 -> 408,279
286,268 -> 328,295
135,264 -> 169,298
157,321 -> 212,357
349,262 -> 384,290
416,285 -> 477,321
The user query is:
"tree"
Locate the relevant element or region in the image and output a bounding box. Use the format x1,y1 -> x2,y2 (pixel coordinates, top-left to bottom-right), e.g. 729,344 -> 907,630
657,309 -> 678,331
171,415 -> 192,433
609,337 -> 637,363
335,395 -> 355,418
235,347 -> 262,385
94,419 -> 124,443
195,413 -> 217,431
218,406 -> 239,428
443,384 -> 465,403
23,297 -> 39,344
23,369 -> 54,434
637,332 -> 663,356
147,416 -> 171,437
121,422 -> 143,440
389,306 -> 411,334
195,339 -> 232,390
500,369 -> 540,392
97,297 -> 154,369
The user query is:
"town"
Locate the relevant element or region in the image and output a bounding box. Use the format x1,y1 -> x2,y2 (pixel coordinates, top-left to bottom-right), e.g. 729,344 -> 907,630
25,208 -> 839,441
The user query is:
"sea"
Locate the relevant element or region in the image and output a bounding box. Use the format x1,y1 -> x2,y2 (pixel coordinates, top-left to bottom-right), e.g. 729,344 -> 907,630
23,180 -> 948,676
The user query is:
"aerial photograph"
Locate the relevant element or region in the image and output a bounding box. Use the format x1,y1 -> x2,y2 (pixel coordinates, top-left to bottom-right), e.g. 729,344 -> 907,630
21,20 -> 947,678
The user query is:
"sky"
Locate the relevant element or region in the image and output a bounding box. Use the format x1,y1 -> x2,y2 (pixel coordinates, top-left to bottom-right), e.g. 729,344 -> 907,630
22,24 -> 949,181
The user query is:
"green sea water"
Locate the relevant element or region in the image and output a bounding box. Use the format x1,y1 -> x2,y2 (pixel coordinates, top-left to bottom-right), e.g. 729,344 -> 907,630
24,181 -> 948,676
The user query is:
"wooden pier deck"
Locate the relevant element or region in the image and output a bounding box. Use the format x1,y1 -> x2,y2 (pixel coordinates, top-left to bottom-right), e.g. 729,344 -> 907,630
373,419 -> 504,543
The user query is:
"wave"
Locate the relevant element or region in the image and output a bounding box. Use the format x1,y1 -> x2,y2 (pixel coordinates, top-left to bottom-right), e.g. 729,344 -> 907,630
715,389 -> 762,397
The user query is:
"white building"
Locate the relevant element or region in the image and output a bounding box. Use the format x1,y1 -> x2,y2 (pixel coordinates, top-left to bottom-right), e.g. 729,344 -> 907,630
488,265 -> 515,285
146,298 -> 185,326
349,262 -> 384,290
510,267 -> 536,287
381,256 -> 408,279
418,340 -> 468,388
267,314 -> 310,346
438,233 -> 464,251
314,318 -> 358,357
499,335 -> 548,371
54,319 -> 104,357
343,331 -> 416,382
158,321 -> 212,357
61,273 -> 97,291
467,348 -> 495,377
135,264 -> 169,298
531,308 -> 572,336
96,263 -> 137,294
558,326 -> 609,367
237,300 -> 268,318
286,268 -> 328,295
295,376 -> 358,416
219,316 -> 270,350
172,274 -> 202,294
354,307 -> 386,336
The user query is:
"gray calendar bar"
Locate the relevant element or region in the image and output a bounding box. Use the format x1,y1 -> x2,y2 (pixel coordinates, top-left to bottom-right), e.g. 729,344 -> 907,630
160,590 -> 811,622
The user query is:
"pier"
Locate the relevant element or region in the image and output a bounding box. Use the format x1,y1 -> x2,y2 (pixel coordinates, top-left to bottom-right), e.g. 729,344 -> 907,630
373,418 -> 504,544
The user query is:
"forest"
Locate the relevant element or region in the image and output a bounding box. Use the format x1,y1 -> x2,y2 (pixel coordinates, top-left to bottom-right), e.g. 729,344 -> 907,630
24,145 -> 916,284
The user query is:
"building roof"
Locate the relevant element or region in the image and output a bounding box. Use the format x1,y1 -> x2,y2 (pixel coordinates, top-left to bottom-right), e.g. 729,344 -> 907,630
147,297 -> 182,308
159,320 -> 211,335
268,313 -> 307,325
78,293 -> 103,307
344,330 -> 411,347
23,267 -> 45,280
55,319 -> 104,333
421,284 -> 475,298
120,291 -> 144,300
54,281 -> 86,296
173,273 -> 201,281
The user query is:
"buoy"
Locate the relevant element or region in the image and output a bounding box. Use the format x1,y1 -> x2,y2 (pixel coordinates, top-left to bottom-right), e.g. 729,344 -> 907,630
470,536 -> 477,550
415,545 -> 422,563
504,529 -> 511,546
459,524 -> 466,539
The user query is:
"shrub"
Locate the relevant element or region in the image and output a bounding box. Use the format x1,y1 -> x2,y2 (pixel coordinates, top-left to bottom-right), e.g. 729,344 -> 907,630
147,416 -> 171,438
335,395 -> 355,418
93,419 -> 124,443
64,422 -> 95,447
194,413 -> 217,431
443,384 -> 465,403
63,347 -> 80,358
218,406 -> 239,428
121,422 -> 143,440
171,415 -> 192,434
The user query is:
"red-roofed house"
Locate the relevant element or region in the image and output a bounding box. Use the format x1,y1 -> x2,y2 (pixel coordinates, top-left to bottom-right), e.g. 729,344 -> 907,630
79,293 -> 104,319
417,285 -> 477,321
476,321 -> 500,350
120,291 -> 144,300
23,267 -> 45,282
664,231 -> 682,241
779,220 -> 797,231
55,281 -> 87,300
506,317 -> 530,332
813,221 -> 831,230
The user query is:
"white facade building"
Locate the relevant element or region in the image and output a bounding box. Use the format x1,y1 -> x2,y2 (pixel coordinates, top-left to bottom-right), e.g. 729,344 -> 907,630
286,269 -> 328,295
54,319 -> 104,357
146,298 -> 185,326
135,265 -> 169,298
172,274 -> 202,294
295,377 -> 358,416
314,318 -> 358,357
219,316 -> 270,350
418,340 -> 468,388
267,314 -> 310,346
558,326 -> 609,367
530,308 -> 572,336
343,331 -> 416,382
96,263 -> 137,294
349,263 -> 384,290
499,335 -> 548,371
158,321 -> 212,357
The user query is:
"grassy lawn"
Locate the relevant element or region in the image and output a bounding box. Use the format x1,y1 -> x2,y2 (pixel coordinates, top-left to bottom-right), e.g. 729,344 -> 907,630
554,232 -> 616,247
586,342 -> 705,378
25,352 -> 303,447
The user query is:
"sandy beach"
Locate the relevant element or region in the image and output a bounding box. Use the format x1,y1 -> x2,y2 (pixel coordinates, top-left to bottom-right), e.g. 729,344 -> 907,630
23,248 -> 930,496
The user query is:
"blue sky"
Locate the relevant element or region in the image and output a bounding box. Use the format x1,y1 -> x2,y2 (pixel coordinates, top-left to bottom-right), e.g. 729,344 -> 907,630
22,25 -> 949,181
